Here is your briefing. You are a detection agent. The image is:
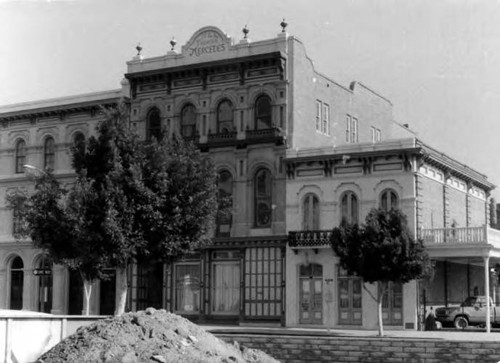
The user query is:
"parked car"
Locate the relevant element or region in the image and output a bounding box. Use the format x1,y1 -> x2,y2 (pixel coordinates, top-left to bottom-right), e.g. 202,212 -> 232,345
435,296 -> 500,329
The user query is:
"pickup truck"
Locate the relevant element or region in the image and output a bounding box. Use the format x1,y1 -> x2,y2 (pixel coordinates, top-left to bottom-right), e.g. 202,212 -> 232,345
435,296 -> 500,329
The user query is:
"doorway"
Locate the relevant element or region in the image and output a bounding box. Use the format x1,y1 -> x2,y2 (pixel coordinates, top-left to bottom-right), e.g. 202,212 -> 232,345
382,282 -> 403,325
212,261 -> 240,314
338,266 -> 362,325
299,263 -> 323,324
10,256 -> 24,310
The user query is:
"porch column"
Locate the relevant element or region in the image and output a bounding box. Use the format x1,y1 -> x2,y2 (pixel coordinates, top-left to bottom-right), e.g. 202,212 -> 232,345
484,255 -> 491,333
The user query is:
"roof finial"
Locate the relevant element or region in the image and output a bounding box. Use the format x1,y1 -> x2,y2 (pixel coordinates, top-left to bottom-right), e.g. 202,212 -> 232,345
170,37 -> 177,51
280,18 -> 288,33
136,43 -> 143,56
242,24 -> 249,39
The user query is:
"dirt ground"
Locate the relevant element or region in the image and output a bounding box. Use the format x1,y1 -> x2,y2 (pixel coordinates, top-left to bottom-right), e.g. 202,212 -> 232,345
36,308 -> 279,363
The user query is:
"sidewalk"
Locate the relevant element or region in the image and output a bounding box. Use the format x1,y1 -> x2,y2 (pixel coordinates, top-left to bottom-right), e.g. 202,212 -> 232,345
204,324 -> 500,341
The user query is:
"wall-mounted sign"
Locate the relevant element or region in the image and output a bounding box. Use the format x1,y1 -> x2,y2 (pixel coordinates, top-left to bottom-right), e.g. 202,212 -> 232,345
183,26 -> 231,58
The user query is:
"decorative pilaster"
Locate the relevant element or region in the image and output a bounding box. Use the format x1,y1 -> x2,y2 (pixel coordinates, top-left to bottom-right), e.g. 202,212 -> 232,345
443,172 -> 451,228
415,173 -> 424,237
466,182 -> 473,228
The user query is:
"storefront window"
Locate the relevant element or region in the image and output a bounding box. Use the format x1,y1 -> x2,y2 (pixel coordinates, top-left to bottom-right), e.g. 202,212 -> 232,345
175,264 -> 200,313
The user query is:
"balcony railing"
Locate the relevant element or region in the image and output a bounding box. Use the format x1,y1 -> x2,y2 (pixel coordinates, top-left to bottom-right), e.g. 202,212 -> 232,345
421,225 -> 500,247
288,230 -> 332,248
206,131 -> 237,147
245,127 -> 285,145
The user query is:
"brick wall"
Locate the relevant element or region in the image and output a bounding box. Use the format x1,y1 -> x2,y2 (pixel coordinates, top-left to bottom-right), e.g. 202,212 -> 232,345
216,333 -> 500,363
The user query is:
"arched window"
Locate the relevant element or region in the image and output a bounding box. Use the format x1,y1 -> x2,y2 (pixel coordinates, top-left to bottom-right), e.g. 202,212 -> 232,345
181,104 -> 196,138
303,193 -> 320,230
380,189 -> 399,211
147,108 -> 162,141
15,139 -> 26,174
254,95 -> 272,130
44,137 -> 55,171
217,100 -> 234,133
216,170 -> 233,236
254,168 -> 272,227
37,256 -> 53,313
341,191 -> 358,225
73,132 -> 85,154
10,256 -> 24,310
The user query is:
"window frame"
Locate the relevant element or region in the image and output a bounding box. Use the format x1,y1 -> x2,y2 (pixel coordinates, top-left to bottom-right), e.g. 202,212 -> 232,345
254,95 -> 272,130
15,139 -> 26,174
322,103 -> 330,135
43,137 -> 55,171
254,168 -> 273,228
340,191 -> 359,225
173,262 -> 201,314
315,100 -> 321,132
380,189 -> 399,211
303,193 -> 320,230
147,107 -> 162,141
216,170 -> 233,237
217,99 -> 234,133
180,103 -> 197,138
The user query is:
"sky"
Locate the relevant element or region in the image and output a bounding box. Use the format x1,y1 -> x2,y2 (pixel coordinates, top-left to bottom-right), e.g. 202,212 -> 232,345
1,0 -> 500,198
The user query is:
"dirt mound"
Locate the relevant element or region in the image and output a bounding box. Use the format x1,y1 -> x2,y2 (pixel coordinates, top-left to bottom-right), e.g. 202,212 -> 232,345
37,308 -> 279,363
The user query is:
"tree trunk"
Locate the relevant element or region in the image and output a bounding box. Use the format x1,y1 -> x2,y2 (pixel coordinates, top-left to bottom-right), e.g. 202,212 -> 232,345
83,280 -> 93,316
377,282 -> 384,337
114,266 -> 128,316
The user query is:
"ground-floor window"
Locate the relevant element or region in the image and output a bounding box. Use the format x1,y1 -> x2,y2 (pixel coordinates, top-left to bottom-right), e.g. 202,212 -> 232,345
174,263 -> 201,314
299,263 -> 323,324
338,266 -> 362,325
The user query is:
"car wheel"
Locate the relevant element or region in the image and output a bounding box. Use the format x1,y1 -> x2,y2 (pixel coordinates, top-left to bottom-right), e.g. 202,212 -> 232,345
454,316 -> 468,329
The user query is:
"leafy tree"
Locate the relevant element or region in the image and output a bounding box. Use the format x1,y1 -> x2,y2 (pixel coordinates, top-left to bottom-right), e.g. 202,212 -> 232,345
6,174 -> 112,315
8,102 -> 220,316
331,208 -> 432,336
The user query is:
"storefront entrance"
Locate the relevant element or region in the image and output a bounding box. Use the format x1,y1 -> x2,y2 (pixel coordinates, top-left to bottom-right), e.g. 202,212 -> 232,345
299,263 -> 323,324
212,260 -> 240,314
338,266 -> 362,325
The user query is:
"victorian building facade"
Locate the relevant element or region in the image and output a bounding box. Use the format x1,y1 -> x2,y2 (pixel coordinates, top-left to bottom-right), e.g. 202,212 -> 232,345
0,24 -> 497,330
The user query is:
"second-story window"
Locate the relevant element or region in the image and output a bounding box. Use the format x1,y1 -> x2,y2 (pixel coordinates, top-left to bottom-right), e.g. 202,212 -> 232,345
15,140 -> 26,174
346,115 -> 358,143
303,193 -> 319,230
217,100 -> 234,133
322,103 -> 330,135
315,101 -> 321,131
380,189 -> 399,211
181,104 -> 196,138
216,170 -> 233,237
341,191 -> 358,225
44,137 -> 55,171
73,133 -> 85,153
255,95 -> 272,130
254,168 -> 272,227
371,126 -> 381,143
147,108 -> 162,141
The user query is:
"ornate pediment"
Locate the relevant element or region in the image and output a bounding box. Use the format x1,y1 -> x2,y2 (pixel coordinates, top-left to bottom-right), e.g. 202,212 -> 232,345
181,26 -> 232,59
